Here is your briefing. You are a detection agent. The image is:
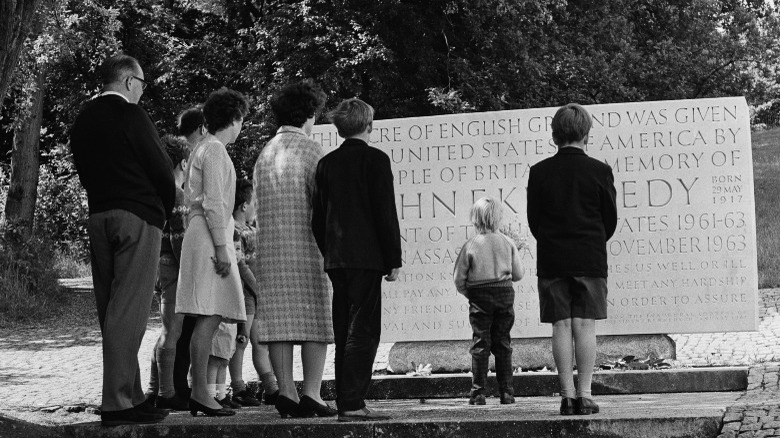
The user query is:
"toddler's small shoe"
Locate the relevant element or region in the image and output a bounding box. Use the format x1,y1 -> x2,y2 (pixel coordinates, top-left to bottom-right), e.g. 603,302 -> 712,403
575,397 -> 599,415
500,393 -> 515,404
560,397 -> 576,415
232,389 -> 261,407
217,396 -> 241,409
469,394 -> 486,405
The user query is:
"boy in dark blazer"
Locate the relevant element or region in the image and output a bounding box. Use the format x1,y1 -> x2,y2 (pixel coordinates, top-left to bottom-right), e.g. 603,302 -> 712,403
312,98 -> 401,422
527,103 -> 618,416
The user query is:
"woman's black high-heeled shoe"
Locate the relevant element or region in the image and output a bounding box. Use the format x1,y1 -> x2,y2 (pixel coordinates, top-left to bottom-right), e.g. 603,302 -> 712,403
189,398 -> 236,417
275,395 -> 314,418
299,395 -> 338,417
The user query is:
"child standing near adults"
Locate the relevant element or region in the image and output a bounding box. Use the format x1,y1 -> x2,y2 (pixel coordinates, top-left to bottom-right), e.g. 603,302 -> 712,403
312,98 -> 402,422
145,134 -> 190,410
228,179 -> 280,406
453,197 -> 524,406
526,103 -> 617,416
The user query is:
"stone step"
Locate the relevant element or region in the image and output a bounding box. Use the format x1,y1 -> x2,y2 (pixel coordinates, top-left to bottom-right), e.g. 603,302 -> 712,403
289,367 -> 747,400
62,392 -> 737,438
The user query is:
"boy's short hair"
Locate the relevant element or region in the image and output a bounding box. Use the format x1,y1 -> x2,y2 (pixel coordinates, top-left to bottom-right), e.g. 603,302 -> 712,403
234,178 -> 253,212
161,134 -> 190,167
328,98 -> 374,138
470,197 -> 502,233
177,106 -> 204,137
551,103 -> 592,146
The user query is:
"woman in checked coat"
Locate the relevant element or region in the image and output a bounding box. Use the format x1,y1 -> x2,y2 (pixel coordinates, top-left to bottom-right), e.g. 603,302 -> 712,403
252,80 -> 336,418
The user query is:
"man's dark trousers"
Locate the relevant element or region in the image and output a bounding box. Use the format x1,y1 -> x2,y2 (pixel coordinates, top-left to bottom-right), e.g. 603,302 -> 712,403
328,268 -> 383,412
89,209 -> 161,411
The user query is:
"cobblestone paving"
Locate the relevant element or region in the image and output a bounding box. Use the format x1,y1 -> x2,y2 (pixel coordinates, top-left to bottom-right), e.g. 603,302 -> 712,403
0,284 -> 776,423
716,363 -> 780,438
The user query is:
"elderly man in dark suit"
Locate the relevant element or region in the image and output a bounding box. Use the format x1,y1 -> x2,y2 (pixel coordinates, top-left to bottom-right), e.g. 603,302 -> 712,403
527,103 -> 617,417
312,98 -> 401,422
70,54 -> 175,426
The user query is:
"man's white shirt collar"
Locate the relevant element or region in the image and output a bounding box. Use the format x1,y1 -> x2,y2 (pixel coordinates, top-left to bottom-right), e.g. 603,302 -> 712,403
99,91 -> 129,102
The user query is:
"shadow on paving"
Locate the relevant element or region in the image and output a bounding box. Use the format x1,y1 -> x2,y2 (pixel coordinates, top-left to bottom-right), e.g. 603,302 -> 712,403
0,329 -> 102,350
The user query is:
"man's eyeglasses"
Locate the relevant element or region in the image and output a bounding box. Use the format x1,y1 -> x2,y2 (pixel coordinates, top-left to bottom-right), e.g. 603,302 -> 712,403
132,76 -> 148,90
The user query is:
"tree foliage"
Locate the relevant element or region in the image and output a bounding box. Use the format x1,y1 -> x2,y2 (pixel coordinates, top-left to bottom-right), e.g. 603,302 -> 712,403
0,0 -> 778,256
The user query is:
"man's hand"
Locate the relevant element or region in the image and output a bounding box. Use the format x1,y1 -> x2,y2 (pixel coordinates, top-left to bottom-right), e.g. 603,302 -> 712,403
385,268 -> 400,282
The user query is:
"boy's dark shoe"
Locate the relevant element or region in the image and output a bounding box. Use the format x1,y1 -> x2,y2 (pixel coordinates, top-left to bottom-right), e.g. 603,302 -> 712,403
469,394 -> 486,405
560,397 -> 576,415
144,393 -> 157,406
101,406 -> 167,427
337,407 -> 390,422
500,393 -> 515,404
217,396 -> 241,409
156,394 -> 189,411
575,397 -> 599,415
264,389 -> 279,405
232,389 -> 262,406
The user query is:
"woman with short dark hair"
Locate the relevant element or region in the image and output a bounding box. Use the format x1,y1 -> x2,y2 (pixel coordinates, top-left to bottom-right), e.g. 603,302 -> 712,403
176,87 -> 249,417
253,80 -> 336,418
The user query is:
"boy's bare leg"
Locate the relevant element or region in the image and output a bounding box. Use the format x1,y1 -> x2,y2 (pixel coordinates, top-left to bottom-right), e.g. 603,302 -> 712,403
157,302 -> 184,398
229,314 -> 253,391
572,317 -> 597,399
552,319 -> 575,398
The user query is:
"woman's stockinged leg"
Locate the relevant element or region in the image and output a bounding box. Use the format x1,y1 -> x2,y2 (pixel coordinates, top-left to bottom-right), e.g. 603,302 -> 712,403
572,317 -> 597,399
552,318 -> 575,399
269,342 -> 297,401
190,314 -> 223,409
301,342 -> 327,404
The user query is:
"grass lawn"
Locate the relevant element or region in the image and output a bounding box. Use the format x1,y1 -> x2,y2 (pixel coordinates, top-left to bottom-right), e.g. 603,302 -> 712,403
752,127 -> 780,288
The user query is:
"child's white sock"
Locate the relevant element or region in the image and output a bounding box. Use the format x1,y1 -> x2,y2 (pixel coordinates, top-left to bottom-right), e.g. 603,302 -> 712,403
207,384 -> 217,399
216,383 -> 227,400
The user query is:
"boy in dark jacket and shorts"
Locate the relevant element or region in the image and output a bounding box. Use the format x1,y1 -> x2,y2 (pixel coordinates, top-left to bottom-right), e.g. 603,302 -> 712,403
527,103 -> 618,416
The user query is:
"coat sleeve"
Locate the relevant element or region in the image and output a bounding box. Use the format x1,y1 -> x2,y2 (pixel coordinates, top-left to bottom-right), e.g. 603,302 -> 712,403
453,241 -> 471,294
127,106 -> 176,217
601,166 -> 618,240
200,145 -> 232,246
526,166 -> 540,238
369,151 -> 402,273
311,159 -> 327,256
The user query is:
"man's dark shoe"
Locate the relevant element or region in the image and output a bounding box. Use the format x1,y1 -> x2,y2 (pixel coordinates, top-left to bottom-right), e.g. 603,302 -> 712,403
144,393 -> 157,406
101,406 -> 166,427
232,389 -> 262,406
560,397 -> 576,415
500,393 -> 515,404
138,399 -> 171,415
264,389 -> 279,405
156,394 -> 189,411
575,397 -> 599,415
337,407 -> 390,422
468,394 -> 486,405
217,396 -> 241,409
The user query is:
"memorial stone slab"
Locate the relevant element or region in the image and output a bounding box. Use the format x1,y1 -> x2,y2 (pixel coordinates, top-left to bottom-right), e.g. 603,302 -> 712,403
312,97 -> 758,343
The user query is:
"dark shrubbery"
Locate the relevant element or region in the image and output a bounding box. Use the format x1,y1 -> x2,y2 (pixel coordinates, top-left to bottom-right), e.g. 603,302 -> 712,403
0,223 -> 63,325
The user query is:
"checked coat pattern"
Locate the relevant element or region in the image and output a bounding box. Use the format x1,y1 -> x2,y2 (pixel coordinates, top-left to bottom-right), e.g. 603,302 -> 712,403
252,126 -> 334,343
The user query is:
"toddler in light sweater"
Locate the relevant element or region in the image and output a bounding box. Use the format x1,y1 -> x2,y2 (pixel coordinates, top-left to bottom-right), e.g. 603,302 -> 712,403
453,197 -> 524,405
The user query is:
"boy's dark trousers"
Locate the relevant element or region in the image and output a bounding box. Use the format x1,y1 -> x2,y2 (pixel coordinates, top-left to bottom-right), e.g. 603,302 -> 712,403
468,286 -> 515,397
328,268 -> 383,412
173,315 -> 196,397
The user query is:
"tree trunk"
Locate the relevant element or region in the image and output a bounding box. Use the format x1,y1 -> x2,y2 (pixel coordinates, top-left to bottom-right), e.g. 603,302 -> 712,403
4,68 -> 45,234
0,0 -> 44,104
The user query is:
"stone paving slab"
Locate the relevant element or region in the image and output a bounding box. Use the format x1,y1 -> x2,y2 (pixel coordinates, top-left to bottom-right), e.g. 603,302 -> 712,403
62,392 -> 738,438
